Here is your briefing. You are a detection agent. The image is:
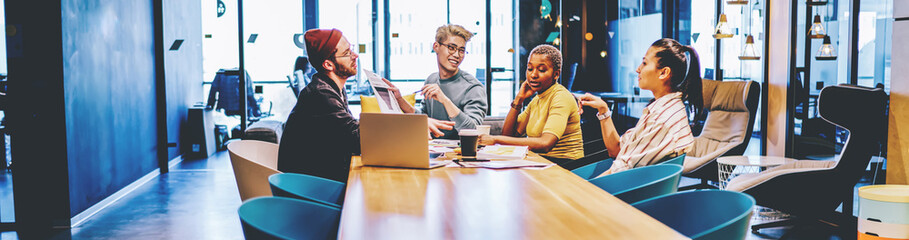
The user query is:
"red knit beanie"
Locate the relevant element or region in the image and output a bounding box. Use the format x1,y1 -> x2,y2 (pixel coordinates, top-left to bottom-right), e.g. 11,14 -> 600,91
304,28 -> 343,73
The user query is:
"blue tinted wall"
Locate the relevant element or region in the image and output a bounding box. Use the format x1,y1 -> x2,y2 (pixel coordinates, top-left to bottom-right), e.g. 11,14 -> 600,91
61,0 -> 159,217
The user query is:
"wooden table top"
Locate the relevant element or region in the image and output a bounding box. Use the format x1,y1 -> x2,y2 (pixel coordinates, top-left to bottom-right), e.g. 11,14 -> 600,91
339,153 -> 688,240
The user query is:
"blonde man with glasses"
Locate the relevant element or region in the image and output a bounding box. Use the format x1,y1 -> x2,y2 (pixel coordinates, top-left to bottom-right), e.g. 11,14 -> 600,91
393,24 -> 488,139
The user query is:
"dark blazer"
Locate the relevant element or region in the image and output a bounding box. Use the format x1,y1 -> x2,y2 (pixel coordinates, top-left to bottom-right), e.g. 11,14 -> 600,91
278,73 -> 360,182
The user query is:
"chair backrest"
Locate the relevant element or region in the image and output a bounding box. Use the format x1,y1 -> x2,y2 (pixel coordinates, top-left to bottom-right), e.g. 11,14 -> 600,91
207,69 -> 261,117
658,154 -> 686,166
571,158 -> 615,180
268,173 -> 346,209
739,84 -> 889,218
632,190 -> 754,240
238,196 -> 341,240
563,62 -> 579,91
227,140 -> 281,201
693,79 -> 760,156
588,164 -> 682,204
482,116 -> 506,135
359,94 -> 416,113
818,85 -> 888,186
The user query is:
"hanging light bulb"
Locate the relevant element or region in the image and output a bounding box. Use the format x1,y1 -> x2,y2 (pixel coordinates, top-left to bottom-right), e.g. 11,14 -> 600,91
555,15 -> 562,28
808,14 -> 826,39
815,35 -> 837,60
713,14 -> 734,39
739,35 -> 760,60
807,0 -> 829,6
727,0 -> 748,5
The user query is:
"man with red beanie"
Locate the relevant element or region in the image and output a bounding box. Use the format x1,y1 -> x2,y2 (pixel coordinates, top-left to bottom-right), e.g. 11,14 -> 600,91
278,28 -> 360,182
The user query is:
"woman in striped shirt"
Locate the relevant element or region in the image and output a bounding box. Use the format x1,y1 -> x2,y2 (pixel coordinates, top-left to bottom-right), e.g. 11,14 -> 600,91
578,38 -> 703,177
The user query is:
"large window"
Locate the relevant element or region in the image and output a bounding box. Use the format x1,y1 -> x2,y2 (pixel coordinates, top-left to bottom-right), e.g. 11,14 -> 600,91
610,0 -> 663,98
790,0 -> 893,159
383,0 -> 516,116
319,0 -> 375,95
857,0 -> 892,90
201,0 -> 303,123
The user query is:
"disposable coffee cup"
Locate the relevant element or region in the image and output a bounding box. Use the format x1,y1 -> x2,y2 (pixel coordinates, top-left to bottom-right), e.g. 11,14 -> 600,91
459,129 -> 479,157
477,125 -> 491,136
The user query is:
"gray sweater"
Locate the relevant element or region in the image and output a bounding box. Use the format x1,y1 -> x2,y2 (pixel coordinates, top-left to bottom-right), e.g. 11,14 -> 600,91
422,69 -> 488,139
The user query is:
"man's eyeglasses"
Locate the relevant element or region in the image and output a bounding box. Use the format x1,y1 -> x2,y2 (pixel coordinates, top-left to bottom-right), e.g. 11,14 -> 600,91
438,42 -> 468,55
334,42 -> 356,59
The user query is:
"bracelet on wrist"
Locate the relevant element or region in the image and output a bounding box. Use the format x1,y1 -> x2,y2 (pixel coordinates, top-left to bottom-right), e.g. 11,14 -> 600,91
510,101 -> 523,110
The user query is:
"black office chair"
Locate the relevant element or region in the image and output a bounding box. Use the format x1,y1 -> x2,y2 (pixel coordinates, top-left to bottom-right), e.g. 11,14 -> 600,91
207,69 -> 263,119
726,84 -> 888,232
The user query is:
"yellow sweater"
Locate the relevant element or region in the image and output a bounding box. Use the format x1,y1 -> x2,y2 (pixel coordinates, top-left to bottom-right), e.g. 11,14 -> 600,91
517,84 -> 584,160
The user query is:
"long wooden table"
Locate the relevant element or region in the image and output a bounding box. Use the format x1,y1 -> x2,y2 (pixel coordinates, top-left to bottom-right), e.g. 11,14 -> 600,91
339,153 -> 688,239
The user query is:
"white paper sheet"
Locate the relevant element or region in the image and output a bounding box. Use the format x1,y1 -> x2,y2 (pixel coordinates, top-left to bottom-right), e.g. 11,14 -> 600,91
363,69 -> 402,113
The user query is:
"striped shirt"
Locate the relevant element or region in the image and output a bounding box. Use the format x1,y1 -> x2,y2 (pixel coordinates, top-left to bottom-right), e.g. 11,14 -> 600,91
606,92 -> 693,174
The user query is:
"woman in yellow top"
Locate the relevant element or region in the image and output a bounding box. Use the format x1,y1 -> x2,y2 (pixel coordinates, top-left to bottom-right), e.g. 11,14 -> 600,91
478,44 -> 583,167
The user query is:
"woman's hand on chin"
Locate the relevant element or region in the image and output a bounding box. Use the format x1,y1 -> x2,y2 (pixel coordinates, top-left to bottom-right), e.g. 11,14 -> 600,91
515,81 -> 535,101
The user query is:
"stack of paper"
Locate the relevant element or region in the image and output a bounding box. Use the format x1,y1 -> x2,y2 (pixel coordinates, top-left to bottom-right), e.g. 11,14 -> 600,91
477,145 -> 528,160
449,159 -> 552,169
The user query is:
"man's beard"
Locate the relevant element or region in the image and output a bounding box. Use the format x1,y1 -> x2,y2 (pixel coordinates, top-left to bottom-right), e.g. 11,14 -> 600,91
334,60 -> 357,79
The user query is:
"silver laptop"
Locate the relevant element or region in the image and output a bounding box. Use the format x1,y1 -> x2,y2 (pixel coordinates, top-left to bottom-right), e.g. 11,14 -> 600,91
359,113 -> 446,169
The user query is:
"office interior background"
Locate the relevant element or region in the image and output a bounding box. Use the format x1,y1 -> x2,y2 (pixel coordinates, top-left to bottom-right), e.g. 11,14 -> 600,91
0,0 -> 905,238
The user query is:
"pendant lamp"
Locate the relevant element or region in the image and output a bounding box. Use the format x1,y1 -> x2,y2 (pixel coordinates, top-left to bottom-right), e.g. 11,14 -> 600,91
815,35 -> 837,60
808,15 -> 826,39
739,35 -> 760,60
713,14 -> 734,39
807,0 -> 829,6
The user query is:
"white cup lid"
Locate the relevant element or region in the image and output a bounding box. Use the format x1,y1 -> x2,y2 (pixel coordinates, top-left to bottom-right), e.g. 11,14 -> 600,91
459,129 -> 479,136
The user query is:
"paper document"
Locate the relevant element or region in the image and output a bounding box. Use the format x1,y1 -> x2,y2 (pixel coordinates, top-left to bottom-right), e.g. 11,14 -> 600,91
363,69 -> 402,113
449,159 -> 553,169
477,145 -> 528,160
429,139 -> 460,148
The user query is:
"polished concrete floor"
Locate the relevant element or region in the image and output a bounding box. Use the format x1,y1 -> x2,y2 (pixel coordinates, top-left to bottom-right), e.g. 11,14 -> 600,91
0,139 -> 866,239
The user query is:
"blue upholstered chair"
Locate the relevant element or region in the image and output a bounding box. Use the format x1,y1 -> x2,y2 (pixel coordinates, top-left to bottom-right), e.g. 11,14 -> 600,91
238,196 -> 341,240
268,173 -> 346,209
659,154 -> 686,166
571,158 -> 614,180
588,164 -> 682,204
632,190 -> 755,240
572,154 -> 685,181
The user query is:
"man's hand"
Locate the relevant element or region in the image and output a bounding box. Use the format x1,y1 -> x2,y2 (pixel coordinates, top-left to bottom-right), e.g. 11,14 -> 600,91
381,77 -> 403,99
428,118 -> 455,138
421,84 -> 451,104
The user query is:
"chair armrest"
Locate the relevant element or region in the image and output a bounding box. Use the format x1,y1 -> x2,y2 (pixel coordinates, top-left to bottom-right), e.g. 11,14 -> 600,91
725,160 -> 836,192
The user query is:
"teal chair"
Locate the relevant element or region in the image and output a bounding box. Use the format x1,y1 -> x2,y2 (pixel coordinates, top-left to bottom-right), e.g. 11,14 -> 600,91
572,154 -> 685,180
632,190 -> 755,240
658,154 -> 686,166
238,196 -> 341,240
571,158 -> 614,180
588,164 -> 682,204
268,173 -> 346,209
